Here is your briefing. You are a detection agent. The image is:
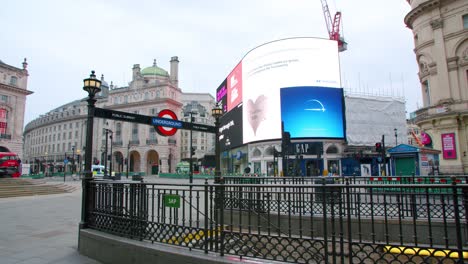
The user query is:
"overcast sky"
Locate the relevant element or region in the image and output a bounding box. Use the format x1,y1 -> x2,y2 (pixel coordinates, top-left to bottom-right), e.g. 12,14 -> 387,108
2,0 -> 421,125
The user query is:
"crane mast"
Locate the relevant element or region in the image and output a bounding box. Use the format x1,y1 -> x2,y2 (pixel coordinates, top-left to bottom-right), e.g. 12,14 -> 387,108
320,0 -> 347,52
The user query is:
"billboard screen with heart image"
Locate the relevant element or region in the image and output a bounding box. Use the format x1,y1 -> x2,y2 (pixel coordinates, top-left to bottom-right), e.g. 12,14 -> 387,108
241,37 -> 342,143
215,37 -> 343,145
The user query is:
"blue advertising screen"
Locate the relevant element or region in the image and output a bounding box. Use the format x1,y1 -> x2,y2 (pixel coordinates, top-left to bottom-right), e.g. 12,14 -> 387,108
280,86 -> 345,138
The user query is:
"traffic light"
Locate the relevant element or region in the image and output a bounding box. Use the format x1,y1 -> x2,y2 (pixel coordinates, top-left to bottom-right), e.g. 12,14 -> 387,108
282,131 -> 291,154
191,147 -> 196,156
375,142 -> 382,152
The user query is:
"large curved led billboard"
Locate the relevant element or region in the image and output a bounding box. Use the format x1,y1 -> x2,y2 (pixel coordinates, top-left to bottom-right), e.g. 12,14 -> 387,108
216,37 -> 344,148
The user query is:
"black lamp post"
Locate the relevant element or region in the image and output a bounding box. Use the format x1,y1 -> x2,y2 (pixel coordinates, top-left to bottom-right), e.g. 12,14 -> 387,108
211,103 -> 223,183
189,112 -> 195,184
394,128 -> 398,146
80,70 -> 101,230
104,128 -> 113,179
72,146 -> 75,174
126,142 -> 130,179
109,131 -> 113,178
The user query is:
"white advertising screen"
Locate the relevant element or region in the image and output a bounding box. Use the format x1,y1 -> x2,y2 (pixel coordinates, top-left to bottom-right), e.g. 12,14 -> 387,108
241,38 -> 342,143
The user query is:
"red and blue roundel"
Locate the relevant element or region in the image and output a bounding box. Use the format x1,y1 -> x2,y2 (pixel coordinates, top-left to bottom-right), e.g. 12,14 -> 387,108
153,109 -> 181,136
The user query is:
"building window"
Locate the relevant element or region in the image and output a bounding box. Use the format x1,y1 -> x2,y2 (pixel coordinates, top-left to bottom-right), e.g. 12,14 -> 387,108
149,126 -> 157,140
1,95 -> 8,103
132,123 -> 138,140
116,123 -> 122,142
0,108 -> 7,135
58,133 -> 61,140
463,14 -> 468,29
9,76 -> 17,86
423,80 -> 431,107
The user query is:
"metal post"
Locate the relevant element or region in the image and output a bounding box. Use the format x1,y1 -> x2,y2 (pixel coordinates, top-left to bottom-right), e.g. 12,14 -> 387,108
382,135 -> 386,176
72,146 -> 75,175
126,142 -> 130,179
214,116 -> 221,183
189,112 -> 194,183
109,132 -> 113,178
104,129 -> 108,178
80,70 -> 101,230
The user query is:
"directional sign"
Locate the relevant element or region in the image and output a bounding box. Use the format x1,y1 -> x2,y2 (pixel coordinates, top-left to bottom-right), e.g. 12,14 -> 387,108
93,107 -> 216,134
94,108 -> 151,124
64,159 -> 69,164
182,122 -> 217,133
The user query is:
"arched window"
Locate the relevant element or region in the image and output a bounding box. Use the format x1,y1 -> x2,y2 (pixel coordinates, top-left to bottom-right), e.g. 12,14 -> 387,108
326,145 -> 339,154
252,148 -> 261,157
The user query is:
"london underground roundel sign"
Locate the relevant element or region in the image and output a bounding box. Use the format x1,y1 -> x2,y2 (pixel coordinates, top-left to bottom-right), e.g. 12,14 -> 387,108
154,109 -> 180,136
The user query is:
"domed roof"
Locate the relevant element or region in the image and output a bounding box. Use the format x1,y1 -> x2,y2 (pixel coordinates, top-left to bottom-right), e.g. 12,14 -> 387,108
141,59 -> 169,77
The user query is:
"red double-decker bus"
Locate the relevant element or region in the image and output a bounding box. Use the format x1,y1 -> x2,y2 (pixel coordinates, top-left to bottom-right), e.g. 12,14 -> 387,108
0,152 -> 21,178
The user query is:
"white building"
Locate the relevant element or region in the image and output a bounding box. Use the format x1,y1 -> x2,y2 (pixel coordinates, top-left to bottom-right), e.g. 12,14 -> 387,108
405,0 -> 468,173
0,58 -> 33,158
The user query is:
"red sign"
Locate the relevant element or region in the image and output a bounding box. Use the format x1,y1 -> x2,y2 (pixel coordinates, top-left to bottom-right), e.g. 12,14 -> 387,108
441,133 -> 457,159
156,109 -> 178,136
421,132 -> 432,146
227,62 -> 242,112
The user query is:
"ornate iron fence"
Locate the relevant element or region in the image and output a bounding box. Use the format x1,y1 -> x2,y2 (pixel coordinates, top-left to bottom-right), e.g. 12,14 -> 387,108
85,177 -> 468,263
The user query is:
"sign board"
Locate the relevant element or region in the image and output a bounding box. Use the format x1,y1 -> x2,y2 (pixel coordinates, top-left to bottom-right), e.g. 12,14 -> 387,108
153,109 -> 181,136
94,107 -> 216,134
441,133 -> 457,159
64,159 -> 69,164
164,194 -> 180,208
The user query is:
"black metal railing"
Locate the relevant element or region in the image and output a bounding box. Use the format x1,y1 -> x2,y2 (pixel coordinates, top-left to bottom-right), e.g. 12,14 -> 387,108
86,177 -> 468,263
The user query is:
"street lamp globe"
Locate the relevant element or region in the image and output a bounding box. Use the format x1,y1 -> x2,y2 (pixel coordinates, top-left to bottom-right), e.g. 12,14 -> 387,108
211,103 -> 223,119
83,70 -> 102,97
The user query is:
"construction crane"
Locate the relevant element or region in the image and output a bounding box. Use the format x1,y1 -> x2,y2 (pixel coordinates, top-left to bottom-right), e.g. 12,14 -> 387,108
320,0 -> 347,52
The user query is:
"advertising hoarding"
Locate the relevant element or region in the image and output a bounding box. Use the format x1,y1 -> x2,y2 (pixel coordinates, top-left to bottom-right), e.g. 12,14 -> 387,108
219,104 -> 243,151
227,62 -> 243,112
242,38 -> 342,143
215,37 -> 344,147
441,133 -> 457,159
216,79 -> 228,113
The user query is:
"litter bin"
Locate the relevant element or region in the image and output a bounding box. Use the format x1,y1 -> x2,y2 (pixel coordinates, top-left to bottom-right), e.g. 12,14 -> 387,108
113,173 -> 121,181
132,173 -> 142,182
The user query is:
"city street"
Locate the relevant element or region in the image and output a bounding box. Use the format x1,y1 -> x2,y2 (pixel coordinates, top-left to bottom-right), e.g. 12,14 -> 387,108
0,180 -> 99,264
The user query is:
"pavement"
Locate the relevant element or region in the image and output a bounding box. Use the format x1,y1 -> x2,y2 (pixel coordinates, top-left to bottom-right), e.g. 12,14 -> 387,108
0,175 -> 206,264
0,178 -> 100,264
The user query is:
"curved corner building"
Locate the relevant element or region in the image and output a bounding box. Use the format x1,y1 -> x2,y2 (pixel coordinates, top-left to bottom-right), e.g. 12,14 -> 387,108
23,58 -> 216,176
405,0 -> 468,173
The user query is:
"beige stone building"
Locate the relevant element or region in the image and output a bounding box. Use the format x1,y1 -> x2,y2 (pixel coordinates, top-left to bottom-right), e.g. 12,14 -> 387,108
405,0 -> 468,173
0,58 -> 33,158
23,58 -> 216,175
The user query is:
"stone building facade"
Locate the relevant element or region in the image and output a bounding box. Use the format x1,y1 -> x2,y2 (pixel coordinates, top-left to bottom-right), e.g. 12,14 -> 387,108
23,57 -> 216,175
0,58 -> 33,158
405,0 -> 468,173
